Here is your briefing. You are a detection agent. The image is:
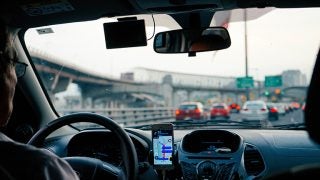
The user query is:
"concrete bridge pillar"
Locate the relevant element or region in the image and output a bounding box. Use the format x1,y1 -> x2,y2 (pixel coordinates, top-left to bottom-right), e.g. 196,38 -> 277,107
161,75 -> 174,107
162,84 -> 173,107
186,90 -> 192,102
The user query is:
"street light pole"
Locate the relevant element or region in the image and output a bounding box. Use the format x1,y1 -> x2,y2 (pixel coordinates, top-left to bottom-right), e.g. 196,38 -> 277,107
244,9 -> 250,100
244,9 -> 248,77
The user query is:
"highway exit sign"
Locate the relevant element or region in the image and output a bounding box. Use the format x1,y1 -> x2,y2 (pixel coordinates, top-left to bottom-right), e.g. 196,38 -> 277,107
236,76 -> 254,88
265,75 -> 282,87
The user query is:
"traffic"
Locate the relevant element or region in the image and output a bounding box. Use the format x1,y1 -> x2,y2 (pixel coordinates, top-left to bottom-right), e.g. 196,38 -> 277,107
174,100 -> 304,127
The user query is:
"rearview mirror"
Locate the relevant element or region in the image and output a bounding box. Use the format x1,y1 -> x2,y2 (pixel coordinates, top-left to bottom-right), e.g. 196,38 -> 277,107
153,27 -> 231,54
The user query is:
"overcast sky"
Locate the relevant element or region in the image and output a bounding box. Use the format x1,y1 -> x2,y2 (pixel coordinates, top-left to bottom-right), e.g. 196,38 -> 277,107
25,7 -> 320,82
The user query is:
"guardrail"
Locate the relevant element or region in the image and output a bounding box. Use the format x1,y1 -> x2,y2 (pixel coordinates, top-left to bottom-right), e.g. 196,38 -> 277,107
57,107 -> 176,126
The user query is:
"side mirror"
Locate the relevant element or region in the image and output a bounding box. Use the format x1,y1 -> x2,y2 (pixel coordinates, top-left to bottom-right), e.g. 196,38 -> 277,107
153,27 -> 231,54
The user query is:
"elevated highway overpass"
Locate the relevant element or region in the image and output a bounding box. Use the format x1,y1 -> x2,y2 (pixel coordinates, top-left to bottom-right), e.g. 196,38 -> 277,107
29,49 -> 305,108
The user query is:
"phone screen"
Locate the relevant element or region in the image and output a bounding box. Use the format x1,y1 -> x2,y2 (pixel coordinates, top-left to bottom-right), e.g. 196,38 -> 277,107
152,124 -> 174,168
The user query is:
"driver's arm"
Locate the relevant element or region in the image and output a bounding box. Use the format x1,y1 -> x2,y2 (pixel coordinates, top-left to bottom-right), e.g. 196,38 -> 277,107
32,148 -> 80,180
0,138 -> 79,180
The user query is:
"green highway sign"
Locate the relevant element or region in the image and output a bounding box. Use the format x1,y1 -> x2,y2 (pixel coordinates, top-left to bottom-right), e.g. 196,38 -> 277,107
265,75 -> 282,87
236,76 -> 254,88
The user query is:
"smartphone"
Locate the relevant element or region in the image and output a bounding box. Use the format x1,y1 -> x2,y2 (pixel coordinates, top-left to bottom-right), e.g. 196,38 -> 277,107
151,123 -> 174,170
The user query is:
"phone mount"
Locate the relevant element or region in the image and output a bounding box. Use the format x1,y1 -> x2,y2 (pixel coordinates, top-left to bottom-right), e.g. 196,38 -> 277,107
148,149 -> 178,169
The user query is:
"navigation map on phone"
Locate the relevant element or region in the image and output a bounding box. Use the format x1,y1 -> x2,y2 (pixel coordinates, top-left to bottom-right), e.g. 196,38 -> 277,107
153,130 -> 173,165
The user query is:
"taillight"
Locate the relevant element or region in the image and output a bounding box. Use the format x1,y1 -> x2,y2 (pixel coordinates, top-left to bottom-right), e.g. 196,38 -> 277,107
195,108 -> 201,114
175,110 -> 180,115
270,107 -> 278,113
261,108 -> 266,111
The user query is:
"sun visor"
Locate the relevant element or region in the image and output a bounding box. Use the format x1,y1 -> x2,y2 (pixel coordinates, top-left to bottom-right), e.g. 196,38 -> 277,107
103,18 -> 147,49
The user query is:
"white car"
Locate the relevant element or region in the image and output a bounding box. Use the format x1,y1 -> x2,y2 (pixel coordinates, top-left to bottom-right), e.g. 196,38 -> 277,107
240,100 -> 269,122
274,103 -> 287,116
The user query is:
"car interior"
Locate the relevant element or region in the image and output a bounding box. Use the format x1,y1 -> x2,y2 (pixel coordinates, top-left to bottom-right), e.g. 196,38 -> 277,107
1,0 -> 320,180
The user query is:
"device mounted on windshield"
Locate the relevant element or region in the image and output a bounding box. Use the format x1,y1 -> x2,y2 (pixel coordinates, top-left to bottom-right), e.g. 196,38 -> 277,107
103,17 -> 147,49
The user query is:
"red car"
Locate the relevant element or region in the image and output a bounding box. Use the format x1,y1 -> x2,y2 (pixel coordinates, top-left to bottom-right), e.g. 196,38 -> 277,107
175,102 -> 204,120
210,103 -> 230,119
229,103 -> 241,113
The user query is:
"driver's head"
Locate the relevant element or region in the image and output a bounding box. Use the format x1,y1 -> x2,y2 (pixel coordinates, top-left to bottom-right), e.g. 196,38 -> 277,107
0,20 -> 17,127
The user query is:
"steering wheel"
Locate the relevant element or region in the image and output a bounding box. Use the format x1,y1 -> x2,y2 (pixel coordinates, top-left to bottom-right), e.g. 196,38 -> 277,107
27,112 -> 138,180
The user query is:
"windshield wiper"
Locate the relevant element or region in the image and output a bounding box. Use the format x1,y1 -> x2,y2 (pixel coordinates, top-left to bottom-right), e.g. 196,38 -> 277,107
127,124 -> 152,130
128,119 -> 277,130
272,123 -> 305,130
130,119 -> 264,130
126,120 -> 214,130
126,119 -> 201,130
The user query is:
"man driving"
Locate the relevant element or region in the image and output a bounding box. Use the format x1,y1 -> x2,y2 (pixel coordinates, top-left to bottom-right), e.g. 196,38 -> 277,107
0,20 -> 79,180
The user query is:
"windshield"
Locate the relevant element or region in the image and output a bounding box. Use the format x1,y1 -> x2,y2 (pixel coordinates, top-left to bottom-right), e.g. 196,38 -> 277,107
24,8 -> 320,130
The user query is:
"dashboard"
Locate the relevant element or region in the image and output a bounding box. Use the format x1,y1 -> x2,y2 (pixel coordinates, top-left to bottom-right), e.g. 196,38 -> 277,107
43,128 -> 320,180
67,131 -> 149,166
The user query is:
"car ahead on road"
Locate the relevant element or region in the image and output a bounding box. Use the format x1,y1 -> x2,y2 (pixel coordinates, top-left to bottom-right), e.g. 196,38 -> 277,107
175,102 -> 204,120
240,100 -> 269,123
266,102 -> 279,120
229,103 -> 241,113
287,102 -> 296,112
210,103 -> 230,120
291,102 -> 301,110
274,103 -> 287,116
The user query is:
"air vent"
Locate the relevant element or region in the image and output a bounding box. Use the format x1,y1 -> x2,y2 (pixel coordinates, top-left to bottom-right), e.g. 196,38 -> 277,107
244,144 -> 265,176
